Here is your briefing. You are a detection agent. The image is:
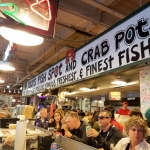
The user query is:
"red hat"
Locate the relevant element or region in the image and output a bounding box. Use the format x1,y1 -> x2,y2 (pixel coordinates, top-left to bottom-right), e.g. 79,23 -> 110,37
122,101 -> 128,105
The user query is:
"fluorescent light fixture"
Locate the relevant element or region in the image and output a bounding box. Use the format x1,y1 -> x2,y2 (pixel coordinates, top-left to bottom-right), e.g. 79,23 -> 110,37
0,61 -> 15,71
61,89 -> 70,95
79,87 -> 91,92
111,78 -> 126,85
3,44 -> 10,61
0,26 -> 44,46
111,80 -> 126,85
0,79 -> 4,83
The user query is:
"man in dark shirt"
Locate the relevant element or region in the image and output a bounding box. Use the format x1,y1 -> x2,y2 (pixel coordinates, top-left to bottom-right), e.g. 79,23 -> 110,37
64,111 -> 94,146
87,110 -> 124,150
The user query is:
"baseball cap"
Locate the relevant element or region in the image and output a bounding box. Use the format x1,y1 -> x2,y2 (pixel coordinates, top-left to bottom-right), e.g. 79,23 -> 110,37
122,101 -> 128,105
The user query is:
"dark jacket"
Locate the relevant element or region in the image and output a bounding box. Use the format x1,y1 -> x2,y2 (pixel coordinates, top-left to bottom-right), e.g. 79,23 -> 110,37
95,125 -> 124,150
49,121 -> 65,135
70,121 -> 95,146
34,117 -> 49,129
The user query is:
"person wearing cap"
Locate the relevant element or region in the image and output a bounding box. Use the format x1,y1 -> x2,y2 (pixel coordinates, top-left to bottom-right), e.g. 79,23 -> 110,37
0,104 -> 11,118
117,101 -> 130,116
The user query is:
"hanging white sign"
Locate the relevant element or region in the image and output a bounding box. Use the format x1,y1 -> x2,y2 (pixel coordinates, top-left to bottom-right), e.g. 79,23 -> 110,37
22,3 -> 150,96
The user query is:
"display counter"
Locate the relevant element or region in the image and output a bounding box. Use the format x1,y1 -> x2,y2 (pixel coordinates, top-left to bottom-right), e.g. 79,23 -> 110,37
0,126 -> 45,149
57,135 -> 98,150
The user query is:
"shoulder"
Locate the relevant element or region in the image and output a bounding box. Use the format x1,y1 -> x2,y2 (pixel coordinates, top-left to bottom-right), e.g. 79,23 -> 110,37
138,139 -> 150,148
80,121 -> 89,129
110,126 -> 124,137
80,121 -> 89,126
118,109 -> 122,112
119,137 -> 130,143
35,118 -> 40,122
115,137 -> 130,148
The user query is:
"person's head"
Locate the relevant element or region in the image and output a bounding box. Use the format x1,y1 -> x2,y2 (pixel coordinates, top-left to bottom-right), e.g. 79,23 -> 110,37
89,111 -> 99,127
76,109 -> 80,114
122,101 -> 128,110
64,111 -> 80,130
104,105 -> 115,119
86,112 -> 93,120
40,108 -> 47,119
1,104 -> 8,110
98,110 -> 112,128
130,108 -> 143,119
125,116 -> 149,144
53,109 -> 64,122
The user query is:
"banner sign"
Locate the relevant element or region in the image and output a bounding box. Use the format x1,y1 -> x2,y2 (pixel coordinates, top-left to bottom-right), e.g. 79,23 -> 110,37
22,3 -> 150,96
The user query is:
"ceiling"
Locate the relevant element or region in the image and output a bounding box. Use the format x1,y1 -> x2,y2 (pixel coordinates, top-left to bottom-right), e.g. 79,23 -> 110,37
0,0 -> 149,98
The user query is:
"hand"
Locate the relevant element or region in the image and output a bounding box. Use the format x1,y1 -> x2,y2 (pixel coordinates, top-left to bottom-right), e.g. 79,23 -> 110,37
99,148 -> 104,150
49,118 -> 54,123
61,118 -> 66,124
61,124 -> 68,131
86,128 -> 99,137
64,131 -> 72,138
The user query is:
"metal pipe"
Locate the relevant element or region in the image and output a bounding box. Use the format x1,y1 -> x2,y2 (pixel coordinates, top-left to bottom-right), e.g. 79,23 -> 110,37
82,0 -> 125,19
140,0 -> 143,7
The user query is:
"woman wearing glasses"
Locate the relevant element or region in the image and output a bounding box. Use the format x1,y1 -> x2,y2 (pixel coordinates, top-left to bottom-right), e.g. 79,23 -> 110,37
114,116 -> 150,150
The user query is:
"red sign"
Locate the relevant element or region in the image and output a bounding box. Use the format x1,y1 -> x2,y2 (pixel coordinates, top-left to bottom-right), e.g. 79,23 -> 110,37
66,49 -> 75,64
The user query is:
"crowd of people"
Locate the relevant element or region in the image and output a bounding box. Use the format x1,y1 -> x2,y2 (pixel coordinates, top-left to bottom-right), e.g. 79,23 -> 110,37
33,101 -> 150,150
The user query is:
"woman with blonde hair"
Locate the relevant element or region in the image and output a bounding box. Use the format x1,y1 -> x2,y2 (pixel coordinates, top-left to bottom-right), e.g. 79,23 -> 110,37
114,116 -> 150,150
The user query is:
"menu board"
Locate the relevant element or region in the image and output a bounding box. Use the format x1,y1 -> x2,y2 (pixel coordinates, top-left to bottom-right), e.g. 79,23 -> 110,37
140,66 -> 150,114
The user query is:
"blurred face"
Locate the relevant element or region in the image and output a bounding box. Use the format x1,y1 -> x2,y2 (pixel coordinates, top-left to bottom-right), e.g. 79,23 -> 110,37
77,109 -> 80,113
40,110 -> 47,119
88,115 -> 93,120
128,126 -> 144,144
98,112 -> 111,128
65,116 -> 76,130
122,103 -> 128,109
54,113 -> 61,122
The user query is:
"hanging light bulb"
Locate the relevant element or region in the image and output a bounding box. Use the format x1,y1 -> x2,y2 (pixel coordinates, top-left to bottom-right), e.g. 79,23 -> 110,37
13,89 -> 16,93
18,89 -> 20,93
7,85 -> 10,88
9,89 -> 11,93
